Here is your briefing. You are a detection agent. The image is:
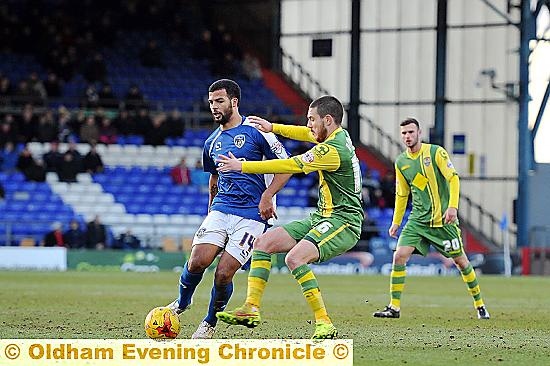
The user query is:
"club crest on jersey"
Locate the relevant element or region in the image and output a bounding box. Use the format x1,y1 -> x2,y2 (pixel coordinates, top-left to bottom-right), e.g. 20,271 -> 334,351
302,151 -> 315,163
196,227 -> 206,238
234,135 -> 246,148
423,157 -> 431,167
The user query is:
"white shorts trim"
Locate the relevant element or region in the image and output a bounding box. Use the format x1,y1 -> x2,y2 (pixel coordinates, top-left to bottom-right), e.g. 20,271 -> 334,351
192,211 -> 267,265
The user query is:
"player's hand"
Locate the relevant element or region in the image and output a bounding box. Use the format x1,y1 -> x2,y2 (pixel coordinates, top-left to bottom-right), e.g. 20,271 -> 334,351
444,207 -> 458,224
216,152 -> 243,172
388,224 -> 399,238
247,116 -> 273,133
259,192 -> 278,220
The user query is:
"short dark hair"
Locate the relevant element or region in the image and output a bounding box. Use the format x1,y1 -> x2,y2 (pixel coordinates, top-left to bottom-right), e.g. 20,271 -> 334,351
208,79 -> 241,102
310,95 -> 344,124
400,118 -> 420,128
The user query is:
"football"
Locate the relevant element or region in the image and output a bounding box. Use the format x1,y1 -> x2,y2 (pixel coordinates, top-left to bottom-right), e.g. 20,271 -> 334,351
144,306 -> 180,339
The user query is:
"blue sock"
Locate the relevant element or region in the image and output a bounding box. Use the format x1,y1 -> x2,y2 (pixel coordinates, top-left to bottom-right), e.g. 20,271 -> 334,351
204,281 -> 234,326
177,262 -> 204,309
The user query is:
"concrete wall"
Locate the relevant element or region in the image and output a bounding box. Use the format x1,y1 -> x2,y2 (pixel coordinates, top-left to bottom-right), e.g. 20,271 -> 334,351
280,0 -> 519,240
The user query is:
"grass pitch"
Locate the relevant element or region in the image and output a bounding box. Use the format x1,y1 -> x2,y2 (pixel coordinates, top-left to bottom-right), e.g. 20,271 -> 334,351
1,271 -> 549,365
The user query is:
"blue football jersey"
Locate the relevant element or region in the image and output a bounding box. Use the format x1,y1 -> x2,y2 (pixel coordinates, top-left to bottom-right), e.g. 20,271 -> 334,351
203,116 -> 289,223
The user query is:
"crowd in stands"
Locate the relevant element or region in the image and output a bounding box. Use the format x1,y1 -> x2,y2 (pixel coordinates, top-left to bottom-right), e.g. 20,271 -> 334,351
42,216 -> 140,250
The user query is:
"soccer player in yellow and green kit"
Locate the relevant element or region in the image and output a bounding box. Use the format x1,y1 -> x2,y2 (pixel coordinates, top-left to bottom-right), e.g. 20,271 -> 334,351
215,95 -> 364,339
373,118 -> 490,320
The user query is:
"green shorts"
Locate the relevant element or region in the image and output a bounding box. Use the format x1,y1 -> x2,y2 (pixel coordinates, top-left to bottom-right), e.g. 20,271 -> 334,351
283,216 -> 360,263
397,220 -> 464,258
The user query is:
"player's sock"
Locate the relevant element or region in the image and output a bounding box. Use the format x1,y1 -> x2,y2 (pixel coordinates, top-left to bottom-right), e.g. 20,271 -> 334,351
245,250 -> 272,308
460,264 -> 484,308
177,262 -> 204,309
389,264 -> 406,310
204,281 -> 233,326
292,264 -> 331,324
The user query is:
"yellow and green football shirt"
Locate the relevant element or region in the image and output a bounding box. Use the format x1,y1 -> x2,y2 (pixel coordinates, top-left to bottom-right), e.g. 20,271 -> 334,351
392,143 -> 459,227
241,124 -> 364,228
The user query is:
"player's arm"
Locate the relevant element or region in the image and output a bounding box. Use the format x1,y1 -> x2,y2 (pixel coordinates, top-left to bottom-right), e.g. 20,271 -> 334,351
389,164 -> 410,237
272,124 -> 317,143
247,116 -> 317,143
435,146 -> 459,223
208,174 -> 218,209
260,173 -> 292,220
216,144 -> 340,174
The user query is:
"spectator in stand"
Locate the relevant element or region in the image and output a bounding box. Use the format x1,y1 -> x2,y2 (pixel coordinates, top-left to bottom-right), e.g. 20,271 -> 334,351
0,142 -> 20,172
139,39 -> 164,68
83,53 -> 107,83
57,107 -> 74,142
63,219 -> 86,248
64,141 -> 84,172
144,113 -> 167,146
0,115 -> 17,147
134,108 -> 152,136
28,71 -> 47,101
166,108 -> 184,138
170,157 -> 191,185
98,118 -> 117,144
114,229 -> 141,250
42,141 -> 63,172
36,109 -> 58,142
380,170 -> 396,209
80,115 -> 99,144
83,142 -> 104,174
192,29 -> 215,60
82,84 -> 100,109
16,104 -> 37,143
241,53 -> 263,81
125,85 -> 146,111
362,170 -> 381,208
113,110 -> 137,136
44,71 -> 62,98
44,222 -> 66,247
98,83 -> 118,109
86,215 -> 107,249
0,75 -> 13,103
16,145 -> 46,182
14,80 -> 38,106
69,110 -> 86,138
0,182 -> 4,200
190,160 -> 209,187
57,152 -> 80,183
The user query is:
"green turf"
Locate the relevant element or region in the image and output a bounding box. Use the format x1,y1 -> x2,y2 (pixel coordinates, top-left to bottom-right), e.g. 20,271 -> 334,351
1,271 -> 549,365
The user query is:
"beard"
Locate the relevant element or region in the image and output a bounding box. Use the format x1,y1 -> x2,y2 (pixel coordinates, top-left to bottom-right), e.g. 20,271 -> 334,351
213,108 -> 233,125
315,125 -> 328,142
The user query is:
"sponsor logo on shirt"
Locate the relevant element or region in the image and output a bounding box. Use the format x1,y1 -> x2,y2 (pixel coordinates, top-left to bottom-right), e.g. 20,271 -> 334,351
234,134 -> 246,148
270,141 -> 284,155
302,151 -> 315,163
314,144 -> 330,158
215,142 -> 222,151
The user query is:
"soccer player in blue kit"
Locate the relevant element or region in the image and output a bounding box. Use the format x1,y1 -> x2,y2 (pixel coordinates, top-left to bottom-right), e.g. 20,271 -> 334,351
165,79 -> 291,338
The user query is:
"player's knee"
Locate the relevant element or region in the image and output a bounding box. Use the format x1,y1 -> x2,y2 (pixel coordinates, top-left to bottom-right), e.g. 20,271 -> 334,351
253,235 -> 276,253
393,251 -> 409,265
284,254 -> 304,271
186,257 -> 209,273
